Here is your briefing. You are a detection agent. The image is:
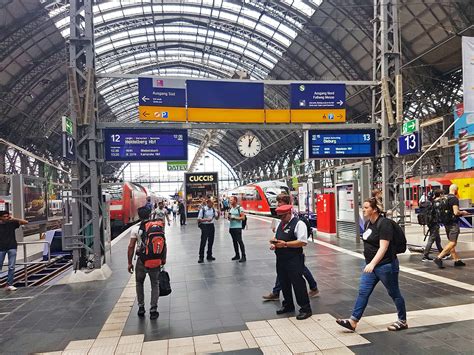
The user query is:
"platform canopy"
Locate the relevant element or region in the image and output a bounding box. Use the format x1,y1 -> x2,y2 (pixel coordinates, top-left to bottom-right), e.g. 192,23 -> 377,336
0,0 -> 472,174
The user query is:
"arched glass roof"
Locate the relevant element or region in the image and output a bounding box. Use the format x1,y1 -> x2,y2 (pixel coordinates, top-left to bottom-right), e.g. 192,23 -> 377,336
47,0 -> 322,121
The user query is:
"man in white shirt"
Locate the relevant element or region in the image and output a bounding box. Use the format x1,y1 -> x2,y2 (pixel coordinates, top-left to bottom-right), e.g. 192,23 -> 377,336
269,204 -> 312,320
197,198 -> 219,263
153,201 -> 171,229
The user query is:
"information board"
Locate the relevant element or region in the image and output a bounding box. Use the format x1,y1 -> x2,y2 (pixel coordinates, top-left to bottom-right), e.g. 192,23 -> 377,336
138,77 -> 185,107
398,132 -> 421,156
187,80 -> 264,109
307,129 -> 376,159
291,84 -> 346,109
104,129 -> 188,162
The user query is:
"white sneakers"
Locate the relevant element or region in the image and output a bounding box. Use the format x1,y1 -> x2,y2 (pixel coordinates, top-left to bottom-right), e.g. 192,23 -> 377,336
6,285 -> 17,291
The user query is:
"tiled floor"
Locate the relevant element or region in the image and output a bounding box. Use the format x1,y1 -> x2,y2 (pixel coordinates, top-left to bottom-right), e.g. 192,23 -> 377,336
0,216 -> 473,354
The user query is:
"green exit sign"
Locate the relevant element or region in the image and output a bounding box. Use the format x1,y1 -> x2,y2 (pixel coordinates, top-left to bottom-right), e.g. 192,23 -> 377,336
62,116 -> 73,135
401,119 -> 419,136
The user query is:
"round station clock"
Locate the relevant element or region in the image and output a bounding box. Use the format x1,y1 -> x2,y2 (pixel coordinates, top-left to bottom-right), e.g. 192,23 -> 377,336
237,133 -> 261,158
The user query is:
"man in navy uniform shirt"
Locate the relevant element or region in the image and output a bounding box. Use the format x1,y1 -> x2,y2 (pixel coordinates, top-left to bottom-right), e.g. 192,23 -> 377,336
270,205 -> 312,320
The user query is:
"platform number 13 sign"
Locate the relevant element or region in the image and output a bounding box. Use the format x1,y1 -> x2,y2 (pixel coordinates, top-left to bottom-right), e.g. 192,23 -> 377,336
398,132 -> 420,156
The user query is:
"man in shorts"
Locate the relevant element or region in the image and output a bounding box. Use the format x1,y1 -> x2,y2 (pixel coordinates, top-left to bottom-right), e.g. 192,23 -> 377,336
433,184 -> 469,268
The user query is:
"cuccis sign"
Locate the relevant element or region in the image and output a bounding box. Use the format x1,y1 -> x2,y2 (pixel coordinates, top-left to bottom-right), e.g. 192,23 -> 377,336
187,174 -> 216,183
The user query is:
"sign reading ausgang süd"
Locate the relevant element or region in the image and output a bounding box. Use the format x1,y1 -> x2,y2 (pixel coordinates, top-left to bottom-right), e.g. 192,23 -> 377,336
307,129 -> 376,159
104,129 -> 188,162
185,172 -> 218,184
401,119 -> 419,136
290,84 -> 346,109
138,77 -> 186,107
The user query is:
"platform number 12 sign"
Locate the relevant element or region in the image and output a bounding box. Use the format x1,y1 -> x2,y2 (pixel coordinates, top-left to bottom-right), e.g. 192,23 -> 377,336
398,132 -> 420,156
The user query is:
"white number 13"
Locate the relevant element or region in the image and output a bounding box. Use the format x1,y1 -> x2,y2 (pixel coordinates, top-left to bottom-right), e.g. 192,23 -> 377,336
404,134 -> 416,150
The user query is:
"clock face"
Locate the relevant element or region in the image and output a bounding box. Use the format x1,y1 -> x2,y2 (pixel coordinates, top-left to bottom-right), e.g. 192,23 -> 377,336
237,134 -> 261,158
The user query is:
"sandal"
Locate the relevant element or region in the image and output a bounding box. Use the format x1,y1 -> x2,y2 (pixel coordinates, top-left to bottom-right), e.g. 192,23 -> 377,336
335,319 -> 355,332
387,320 -> 408,331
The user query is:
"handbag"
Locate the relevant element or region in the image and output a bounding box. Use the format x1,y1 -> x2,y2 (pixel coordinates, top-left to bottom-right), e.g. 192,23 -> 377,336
159,268 -> 172,296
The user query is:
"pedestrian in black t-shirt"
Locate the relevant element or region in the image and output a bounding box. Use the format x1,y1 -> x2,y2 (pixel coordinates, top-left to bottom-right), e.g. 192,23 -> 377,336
0,211 -> 28,291
433,184 -> 469,268
336,197 -> 407,332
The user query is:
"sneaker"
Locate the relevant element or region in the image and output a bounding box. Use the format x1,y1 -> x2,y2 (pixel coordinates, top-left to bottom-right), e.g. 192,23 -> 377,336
231,255 -> 240,261
198,258 -> 204,264
150,310 -> 159,320
433,257 -> 444,269
454,260 -> 466,267
308,288 -> 320,298
421,256 -> 433,262
262,293 -> 279,301
239,256 -> 247,263
207,256 -> 216,261
442,254 -> 451,260
137,306 -> 145,317
6,285 -> 17,291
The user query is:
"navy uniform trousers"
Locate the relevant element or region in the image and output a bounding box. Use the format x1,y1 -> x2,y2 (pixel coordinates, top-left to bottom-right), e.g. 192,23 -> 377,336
276,253 -> 311,313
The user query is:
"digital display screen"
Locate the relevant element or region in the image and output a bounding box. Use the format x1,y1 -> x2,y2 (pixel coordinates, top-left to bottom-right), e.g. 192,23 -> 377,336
104,129 -> 188,162
308,129 -> 376,159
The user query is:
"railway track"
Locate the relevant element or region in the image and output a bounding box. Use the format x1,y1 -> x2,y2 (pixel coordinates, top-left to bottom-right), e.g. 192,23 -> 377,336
0,255 -> 72,288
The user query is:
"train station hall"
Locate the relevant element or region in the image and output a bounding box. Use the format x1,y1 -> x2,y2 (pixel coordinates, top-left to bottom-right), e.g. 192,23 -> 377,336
0,1 -> 473,354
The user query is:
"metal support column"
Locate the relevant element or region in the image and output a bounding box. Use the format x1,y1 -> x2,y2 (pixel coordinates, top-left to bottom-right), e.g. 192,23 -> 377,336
373,0 -> 404,223
69,0 -> 103,269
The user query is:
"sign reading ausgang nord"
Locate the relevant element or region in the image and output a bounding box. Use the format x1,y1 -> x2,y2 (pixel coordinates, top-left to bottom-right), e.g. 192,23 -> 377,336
290,84 -> 346,109
138,77 -> 186,107
104,129 -> 188,162
307,129 -> 375,159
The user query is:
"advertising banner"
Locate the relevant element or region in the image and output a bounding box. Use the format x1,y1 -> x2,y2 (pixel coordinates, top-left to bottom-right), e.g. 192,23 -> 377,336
462,37 -> 474,113
184,172 -> 219,217
167,161 -> 188,171
23,176 -> 48,223
454,103 -> 474,170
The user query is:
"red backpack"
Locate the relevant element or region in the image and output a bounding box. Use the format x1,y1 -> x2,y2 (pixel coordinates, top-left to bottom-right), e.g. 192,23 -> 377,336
138,220 -> 167,268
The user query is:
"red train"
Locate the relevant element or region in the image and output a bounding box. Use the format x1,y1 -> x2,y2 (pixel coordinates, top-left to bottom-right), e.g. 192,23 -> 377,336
228,181 -> 290,216
107,182 -> 148,228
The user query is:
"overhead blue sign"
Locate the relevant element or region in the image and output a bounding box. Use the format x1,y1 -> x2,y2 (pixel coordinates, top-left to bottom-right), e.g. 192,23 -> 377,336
187,80 -> 264,109
291,84 -> 346,109
308,129 -> 375,159
104,129 -> 188,162
138,78 -> 186,107
398,132 -> 421,156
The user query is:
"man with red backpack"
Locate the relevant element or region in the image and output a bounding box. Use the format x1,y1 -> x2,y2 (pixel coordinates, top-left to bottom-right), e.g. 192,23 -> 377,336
128,207 -> 167,320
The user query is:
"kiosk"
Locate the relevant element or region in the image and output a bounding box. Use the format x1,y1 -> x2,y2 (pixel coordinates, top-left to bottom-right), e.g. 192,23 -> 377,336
184,172 -> 219,217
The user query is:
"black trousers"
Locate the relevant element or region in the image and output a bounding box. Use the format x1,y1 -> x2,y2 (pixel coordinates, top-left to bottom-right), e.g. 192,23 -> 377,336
276,253 -> 311,313
180,213 -> 186,225
199,224 -> 215,259
229,228 -> 246,257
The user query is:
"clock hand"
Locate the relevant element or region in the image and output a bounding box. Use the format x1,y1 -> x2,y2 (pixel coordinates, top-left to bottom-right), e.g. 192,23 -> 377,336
248,136 -> 254,147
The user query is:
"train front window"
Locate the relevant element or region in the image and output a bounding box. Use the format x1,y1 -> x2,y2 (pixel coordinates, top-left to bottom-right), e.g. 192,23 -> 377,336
264,186 -> 289,198
109,192 -> 122,200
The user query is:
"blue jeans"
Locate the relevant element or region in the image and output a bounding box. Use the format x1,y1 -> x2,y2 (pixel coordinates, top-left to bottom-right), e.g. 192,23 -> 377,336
273,265 -> 318,294
351,259 -> 406,322
0,249 -> 17,286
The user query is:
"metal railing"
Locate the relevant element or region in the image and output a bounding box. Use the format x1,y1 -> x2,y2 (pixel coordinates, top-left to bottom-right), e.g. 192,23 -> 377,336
15,241 -> 51,287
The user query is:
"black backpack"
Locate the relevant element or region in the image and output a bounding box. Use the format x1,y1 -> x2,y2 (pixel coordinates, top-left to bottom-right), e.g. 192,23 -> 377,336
434,197 -> 455,225
298,214 -> 313,238
159,269 -> 172,296
417,201 -> 435,226
367,217 -> 407,254
238,207 -> 247,229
